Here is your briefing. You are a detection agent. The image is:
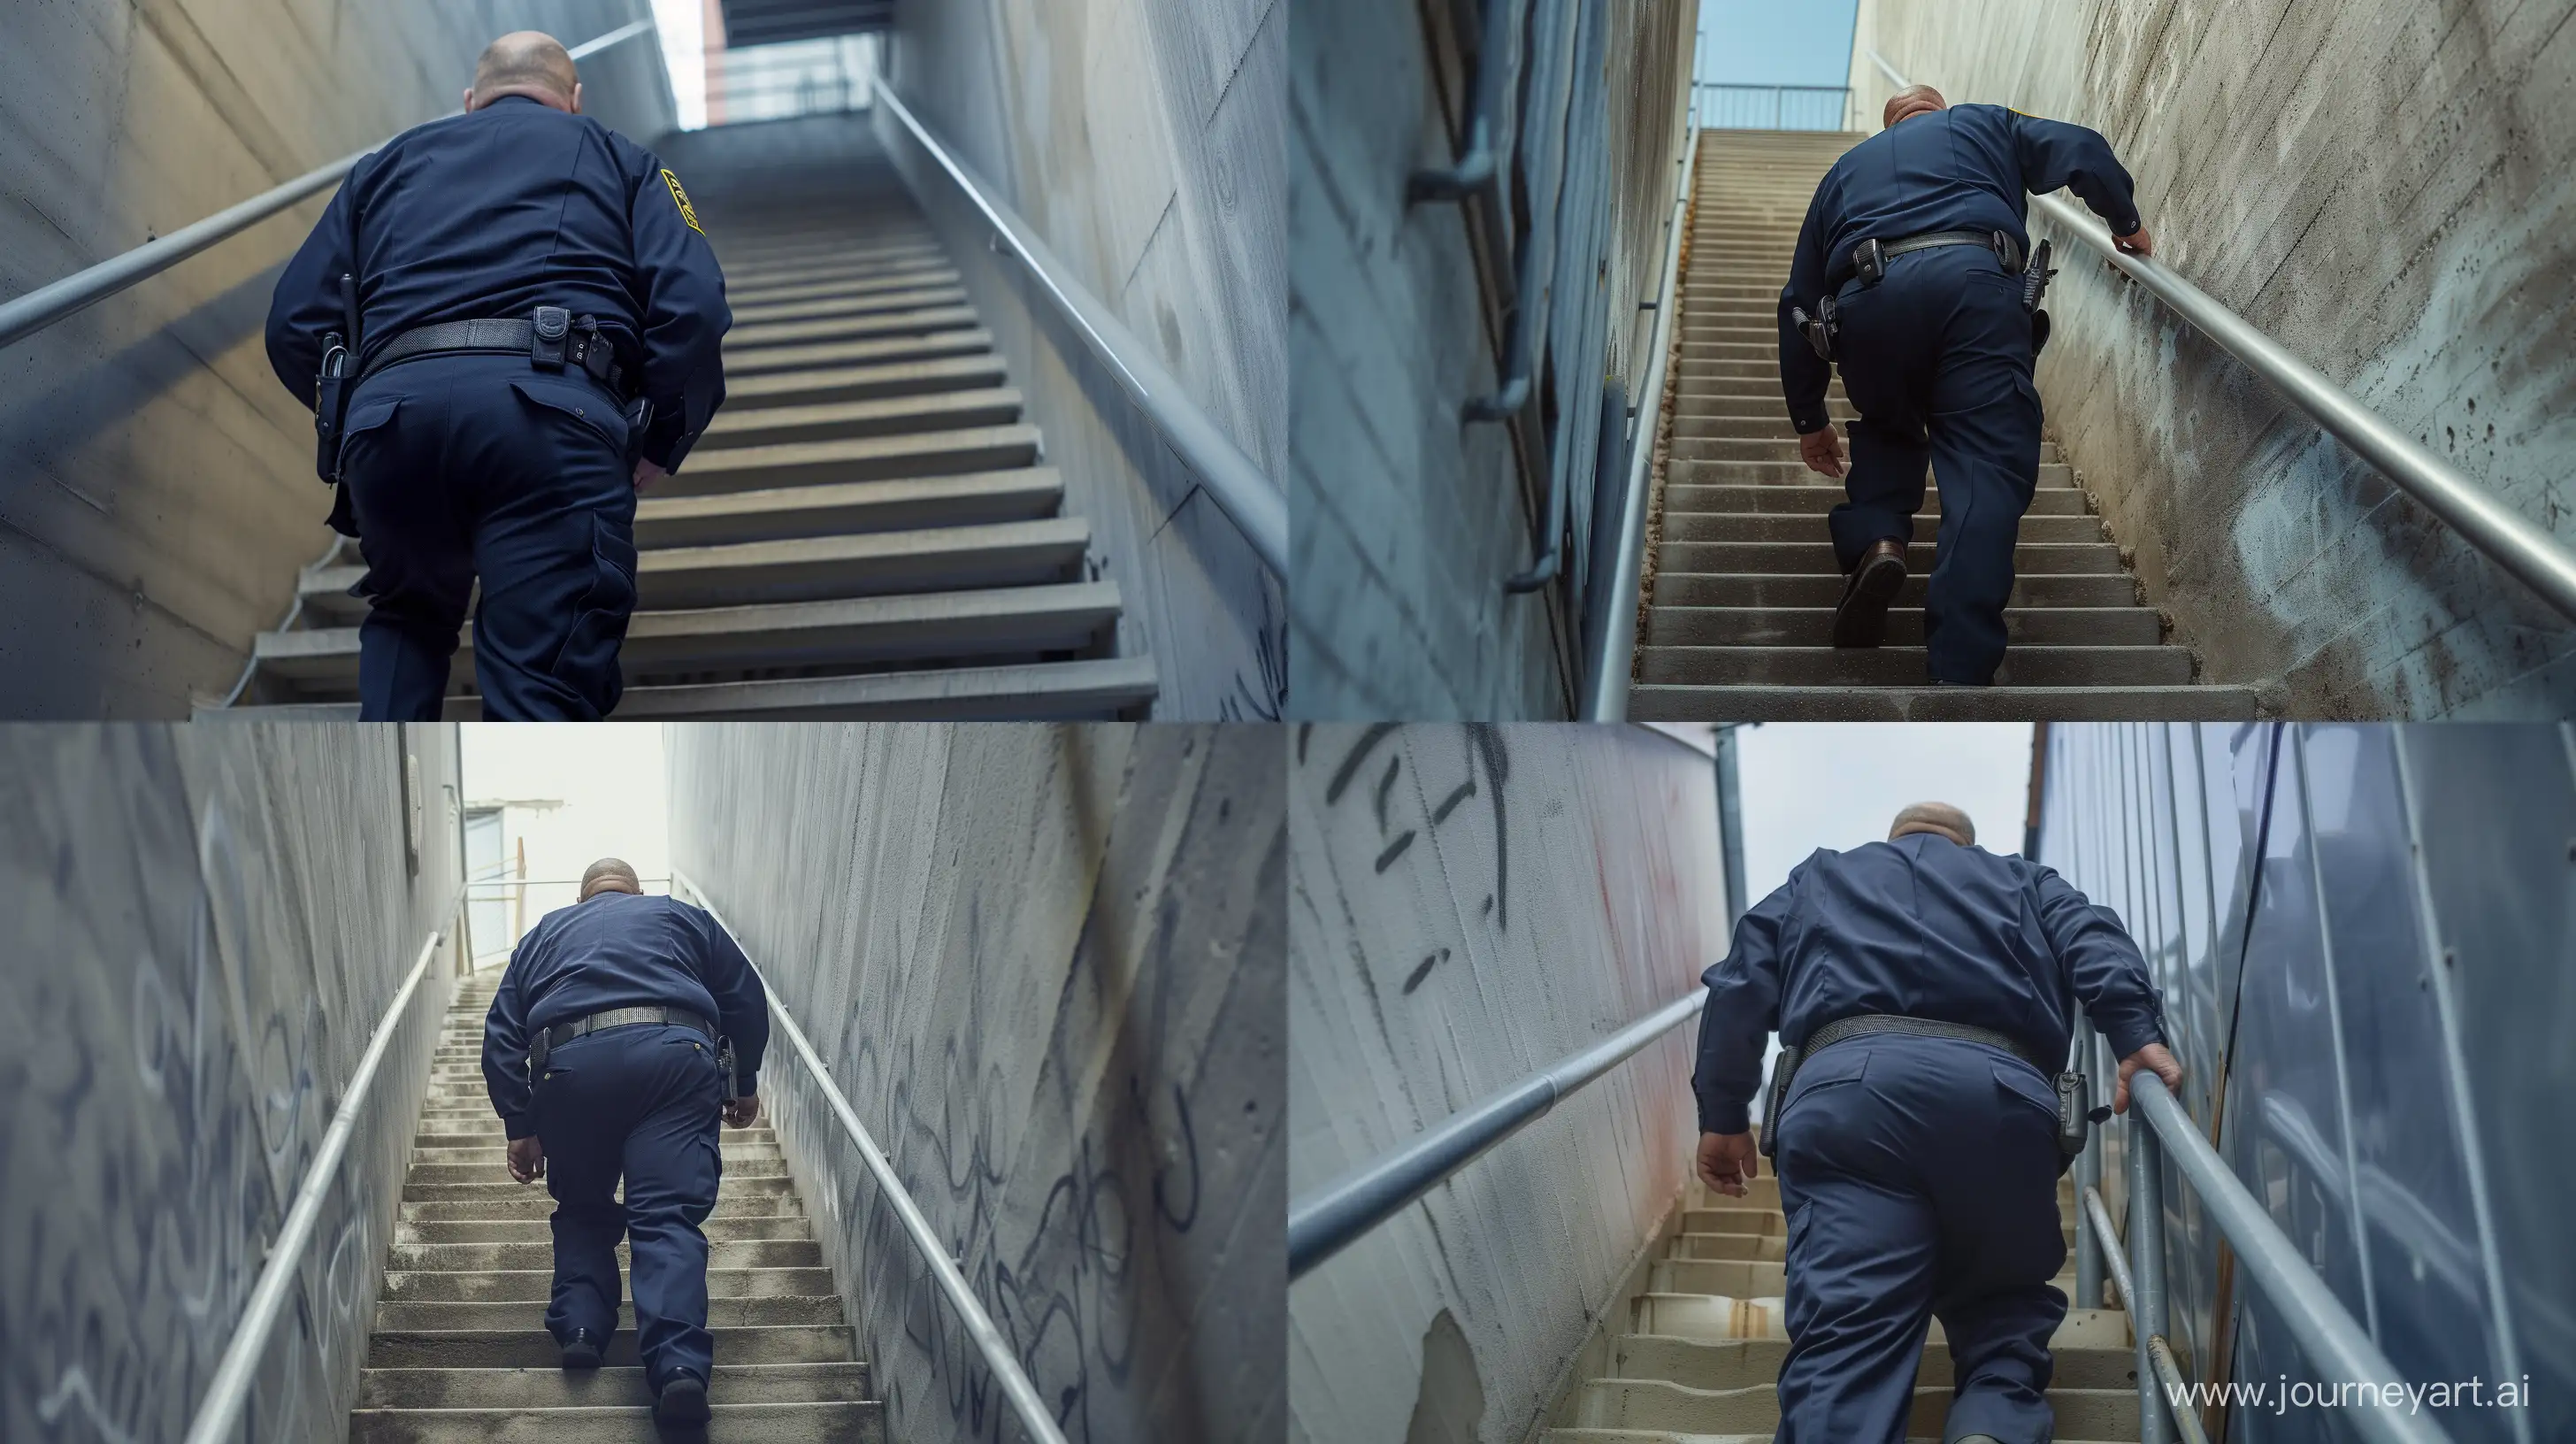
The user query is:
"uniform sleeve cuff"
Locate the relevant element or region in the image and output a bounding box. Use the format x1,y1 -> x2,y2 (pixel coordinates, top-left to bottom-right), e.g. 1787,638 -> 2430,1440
2111,217 -> 2142,237
503,1113 -> 538,1141
1699,1098 -> 1750,1136
2098,1011 -> 2163,1063
1790,410 -> 1830,435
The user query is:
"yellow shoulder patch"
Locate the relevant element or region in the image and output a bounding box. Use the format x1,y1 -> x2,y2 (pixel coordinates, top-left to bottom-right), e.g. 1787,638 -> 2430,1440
661,168 -> 703,234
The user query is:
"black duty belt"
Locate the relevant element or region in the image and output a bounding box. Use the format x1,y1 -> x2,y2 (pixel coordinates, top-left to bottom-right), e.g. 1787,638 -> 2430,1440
360,307 -> 634,399
532,1005 -> 714,1075
1760,1011 -> 2089,1166
1834,228 -> 2025,289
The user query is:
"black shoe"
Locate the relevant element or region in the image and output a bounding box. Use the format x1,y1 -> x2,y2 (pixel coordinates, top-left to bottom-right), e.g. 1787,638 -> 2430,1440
1831,539 -> 1908,648
560,1329 -> 603,1370
656,1373 -> 712,1424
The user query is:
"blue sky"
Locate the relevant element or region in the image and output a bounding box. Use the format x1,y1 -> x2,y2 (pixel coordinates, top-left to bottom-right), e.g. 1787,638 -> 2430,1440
1695,0 -> 1864,88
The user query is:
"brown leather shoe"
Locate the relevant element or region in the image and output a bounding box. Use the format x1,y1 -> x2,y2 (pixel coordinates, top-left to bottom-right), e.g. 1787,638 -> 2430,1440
1831,539 -> 1908,648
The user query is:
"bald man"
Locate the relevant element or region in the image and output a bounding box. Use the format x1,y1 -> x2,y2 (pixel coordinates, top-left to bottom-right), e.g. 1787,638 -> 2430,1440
1781,86 -> 2152,687
1691,803 -> 2181,1444
480,858 -> 769,1422
266,33 -> 731,721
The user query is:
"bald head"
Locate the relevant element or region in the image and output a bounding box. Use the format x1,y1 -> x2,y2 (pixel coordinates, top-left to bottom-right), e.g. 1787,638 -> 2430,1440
1883,84 -> 1946,130
579,857 -> 641,901
1889,802 -> 1975,848
468,32 -> 581,113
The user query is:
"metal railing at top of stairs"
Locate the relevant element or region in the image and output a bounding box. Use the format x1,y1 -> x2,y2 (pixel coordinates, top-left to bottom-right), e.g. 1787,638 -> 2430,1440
670,868 -> 1070,1444
1286,988 -> 1708,1282
1857,50 -> 2576,631
181,886 -> 468,1444
869,81 -> 1289,580
0,19 -> 658,354
2089,1070 -> 2455,1444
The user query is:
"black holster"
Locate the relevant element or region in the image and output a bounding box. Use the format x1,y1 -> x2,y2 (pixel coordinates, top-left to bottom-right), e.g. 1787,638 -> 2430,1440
1791,293 -> 1839,364
717,1036 -> 740,1104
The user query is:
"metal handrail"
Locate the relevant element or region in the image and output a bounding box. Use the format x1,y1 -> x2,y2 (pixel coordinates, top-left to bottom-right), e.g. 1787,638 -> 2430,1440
0,19 -> 657,354
2120,1072 -> 2450,1444
671,869 -> 1069,1444
1865,50 -> 2576,626
181,905 -> 460,1444
1584,92 -> 1700,718
870,83 -> 1288,579
1287,988 -> 1706,1282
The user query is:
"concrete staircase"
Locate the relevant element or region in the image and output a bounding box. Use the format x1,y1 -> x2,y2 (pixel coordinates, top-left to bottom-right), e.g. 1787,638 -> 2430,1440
224,189 -> 1155,720
349,972 -> 883,1441
1542,1165 -> 2141,1443
1629,128 -> 2258,721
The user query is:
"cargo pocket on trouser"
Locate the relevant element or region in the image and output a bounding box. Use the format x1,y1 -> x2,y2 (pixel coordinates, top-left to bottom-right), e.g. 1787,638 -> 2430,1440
547,513 -> 637,717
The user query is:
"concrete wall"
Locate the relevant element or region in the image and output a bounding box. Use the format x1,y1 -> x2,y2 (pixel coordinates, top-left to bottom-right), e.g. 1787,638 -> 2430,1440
667,723 -> 1284,1444
1289,0 -> 1699,720
0,722 -> 468,1442
1849,0 -> 2576,718
874,1 -> 1288,720
0,1 -> 671,718
1288,724 -> 1731,1444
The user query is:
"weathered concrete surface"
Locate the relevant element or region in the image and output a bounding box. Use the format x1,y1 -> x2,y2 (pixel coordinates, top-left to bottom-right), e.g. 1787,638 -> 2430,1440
873,1 -> 1287,719
1290,0 -> 1700,719
0,723 -> 468,1441
0,1 -> 672,717
1289,724 -> 1731,1443
668,724 -> 1284,1443
1849,0 -> 2576,718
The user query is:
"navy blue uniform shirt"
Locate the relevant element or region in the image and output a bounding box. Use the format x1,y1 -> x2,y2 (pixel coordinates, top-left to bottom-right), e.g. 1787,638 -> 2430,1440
1778,103 -> 2142,434
482,891 -> 770,1140
1691,833 -> 2165,1135
266,96 -> 731,471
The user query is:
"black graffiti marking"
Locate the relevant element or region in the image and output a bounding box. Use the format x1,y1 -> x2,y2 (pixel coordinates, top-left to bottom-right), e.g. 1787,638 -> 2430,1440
1401,949 -> 1452,995
1295,723 -> 1311,764
1372,754 -> 1401,832
1322,725 -> 1399,804
1430,778 -> 1477,825
1375,832 -> 1417,872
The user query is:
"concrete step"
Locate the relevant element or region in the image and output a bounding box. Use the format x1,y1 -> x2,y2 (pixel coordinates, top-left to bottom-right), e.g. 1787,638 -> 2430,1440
1569,1378 -> 2139,1441
257,583 -> 1121,695
731,268 -> 965,322
409,1162 -> 793,1191
719,282 -> 970,332
347,1399 -> 885,1442
721,354 -> 1008,410
381,1262 -> 830,1297
401,1195 -> 803,1223
723,303 -> 981,353
377,1294 -> 842,1332
1628,683 -> 2260,720
1638,644 -> 2197,690
366,1324 -> 852,1369
1657,540 -> 2120,575
1645,606 -> 2164,649
386,1236 -> 821,1273
721,250 -> 949,291
653,425 -> 1044,497
633,518 -> 1091,611
717,326 -> 995,379
596,655 -> 1160,720
1668,437 -> 2066,465
410,1141 -> 780,1166
404,1176 -> 797,1204
694,388 -> 1023,449
356,1362 -> 872,1409
1663,511 -> 2105,544
634,467 -> 1062,548
1648,570 -> 2139,609
1667,1222 -> 2077,1262
1664,481 -> 2088,513
1605,1334 -> 2130,1392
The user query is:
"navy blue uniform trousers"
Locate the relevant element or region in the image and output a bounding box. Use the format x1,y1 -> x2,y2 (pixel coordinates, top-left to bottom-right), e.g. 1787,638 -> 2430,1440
532,1024 -> 724,1388
1827,246 -> 2043,686
339,352 -> 638,720
1771,1033 -> 2068,1444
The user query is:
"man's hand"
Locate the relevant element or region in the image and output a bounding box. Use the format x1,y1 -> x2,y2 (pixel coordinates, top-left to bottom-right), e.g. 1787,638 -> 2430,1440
2112,222 -> 2155,257
1697,1132 -> 1759,1197
1798,425 -> 1846,479
2113,1041 -> 2182,1113
506,1136 -> 546,1184
632,457 -> 668,492
723,1094 -> 760,1129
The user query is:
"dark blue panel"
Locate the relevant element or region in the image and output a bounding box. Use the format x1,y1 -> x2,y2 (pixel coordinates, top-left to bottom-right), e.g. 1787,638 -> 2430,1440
2398,724 -> 2576,1444
2299,725 -> 2509,1442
